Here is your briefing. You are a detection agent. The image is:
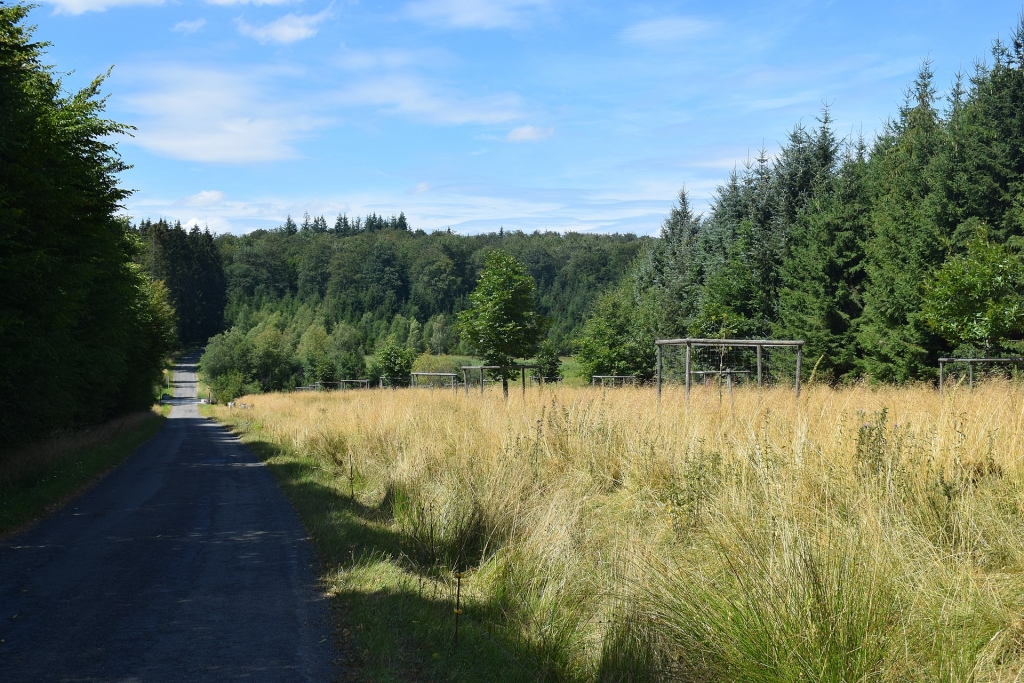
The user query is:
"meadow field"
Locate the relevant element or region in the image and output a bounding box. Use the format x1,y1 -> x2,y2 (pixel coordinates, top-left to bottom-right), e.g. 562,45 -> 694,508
212,381 -> 1024,682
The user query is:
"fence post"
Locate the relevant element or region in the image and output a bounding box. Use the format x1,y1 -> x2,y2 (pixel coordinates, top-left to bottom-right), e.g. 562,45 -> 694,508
756,345 -> 763,388
684,342 -> 691,397
480,368 -> 485,396
795,345 -> 803,397
939,361 -> 944,394
969,362 -> 974,389
656,344 -> 662,400
521,367 -> 526,398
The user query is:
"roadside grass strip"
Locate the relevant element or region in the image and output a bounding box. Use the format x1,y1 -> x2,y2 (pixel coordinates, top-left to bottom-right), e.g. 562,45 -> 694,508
0,411 -> 166,535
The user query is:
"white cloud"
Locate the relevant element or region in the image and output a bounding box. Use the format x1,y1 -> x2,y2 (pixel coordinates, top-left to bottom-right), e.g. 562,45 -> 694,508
237,9 -> 332,44
182,190 -> 226,206
621,16 -> 714,44
341,75 -> 522,124
172,18 -> 206,34
118,65 -> 327,163
410,182 -> 430,194
46,0 -> 161,15
404,0 -> 546,29
506,125 -> 552,142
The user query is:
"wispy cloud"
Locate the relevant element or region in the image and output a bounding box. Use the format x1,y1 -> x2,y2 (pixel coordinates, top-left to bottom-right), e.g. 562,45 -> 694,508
118,65 -> 328,163
46,0 -> 161,15
621,16 -> 715,44
404,0 -> 547,29
206,0 -> 291,5
341,75 -> 522,124
336,46 -> 453,71
237,8 -> 332,44
506,125 -> 552,141
172,18 -> 206,34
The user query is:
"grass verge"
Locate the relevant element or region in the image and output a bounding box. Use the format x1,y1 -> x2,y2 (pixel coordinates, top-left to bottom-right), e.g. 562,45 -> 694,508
0,410 -> 166,535
211,410 -> 544,681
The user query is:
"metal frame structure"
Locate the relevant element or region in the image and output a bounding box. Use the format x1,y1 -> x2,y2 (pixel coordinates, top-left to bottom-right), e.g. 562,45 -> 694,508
938,357 -> 1024,392
654,338 -> 805,398
319,380 -> 372,390
461,365 -> 541,397
410,372 -> 459,389
591,375 -> 639,387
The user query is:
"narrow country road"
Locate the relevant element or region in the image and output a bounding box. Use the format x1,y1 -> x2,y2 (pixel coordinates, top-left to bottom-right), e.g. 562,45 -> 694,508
0,354 -> 337,682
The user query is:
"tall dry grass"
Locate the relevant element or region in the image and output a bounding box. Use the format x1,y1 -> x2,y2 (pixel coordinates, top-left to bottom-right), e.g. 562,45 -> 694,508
215,381 -> 1024,681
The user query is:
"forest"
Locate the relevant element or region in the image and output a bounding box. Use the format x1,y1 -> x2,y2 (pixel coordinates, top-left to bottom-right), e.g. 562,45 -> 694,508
0,6 -> 176,449
578,29 -> 1024,384
166,218 -> 647,398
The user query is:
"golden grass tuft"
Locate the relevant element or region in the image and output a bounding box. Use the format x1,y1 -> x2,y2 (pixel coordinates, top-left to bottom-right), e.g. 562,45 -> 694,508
214,381 -> 1024,681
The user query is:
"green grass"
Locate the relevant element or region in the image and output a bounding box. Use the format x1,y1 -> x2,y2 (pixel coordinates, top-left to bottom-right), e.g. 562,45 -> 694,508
0,411 -> 165,535
214,421 -> 556,682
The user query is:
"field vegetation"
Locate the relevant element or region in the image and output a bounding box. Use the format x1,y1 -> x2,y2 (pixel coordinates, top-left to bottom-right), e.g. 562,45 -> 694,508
212,381 -> 1024,681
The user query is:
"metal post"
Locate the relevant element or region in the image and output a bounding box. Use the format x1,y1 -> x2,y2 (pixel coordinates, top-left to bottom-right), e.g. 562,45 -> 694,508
480,368 -> 484,396
656,344 -> 662,400
939,361 -> 943,394
969,362 -> 974,389
756,345 -> 763,388
685,343 -> 692,396
521,367 -> 526,398
795,345 -> 803,397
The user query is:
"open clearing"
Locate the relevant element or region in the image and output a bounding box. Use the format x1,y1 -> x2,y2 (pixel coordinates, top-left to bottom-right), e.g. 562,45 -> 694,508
211,381 -> 1024,682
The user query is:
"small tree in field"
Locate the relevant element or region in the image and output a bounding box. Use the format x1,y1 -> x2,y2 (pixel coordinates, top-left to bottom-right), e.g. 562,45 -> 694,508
458,250 -> 546,396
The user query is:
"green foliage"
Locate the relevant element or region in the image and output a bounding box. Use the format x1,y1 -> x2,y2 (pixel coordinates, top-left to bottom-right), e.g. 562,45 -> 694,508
134,219 -> 226,346
0,6 -> 174,446
297,324 -> 335,383
457,251 -> 546,381
575,279 -> 656,379
533,340 -> 563,381
369,336 -> 417,381
922,230 -> 1024,352
585,18 -> 1024,383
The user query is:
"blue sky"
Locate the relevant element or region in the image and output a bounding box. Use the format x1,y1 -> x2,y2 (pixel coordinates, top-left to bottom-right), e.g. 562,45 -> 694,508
31,0 -> 1024,235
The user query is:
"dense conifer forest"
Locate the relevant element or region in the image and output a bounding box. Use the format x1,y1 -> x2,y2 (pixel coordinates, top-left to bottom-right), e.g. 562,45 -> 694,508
578,20 -> 1024,383
0,6 -> 176,448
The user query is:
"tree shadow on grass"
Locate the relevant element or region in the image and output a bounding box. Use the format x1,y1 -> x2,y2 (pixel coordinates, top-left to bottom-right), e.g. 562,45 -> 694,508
240,438 -> 567,682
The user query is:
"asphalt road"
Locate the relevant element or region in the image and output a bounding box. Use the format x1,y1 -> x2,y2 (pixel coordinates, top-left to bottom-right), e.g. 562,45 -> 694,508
0,355 -> 337,682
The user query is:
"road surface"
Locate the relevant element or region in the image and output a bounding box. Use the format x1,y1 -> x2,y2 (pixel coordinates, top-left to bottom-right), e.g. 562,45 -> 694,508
0,354 -> 336,681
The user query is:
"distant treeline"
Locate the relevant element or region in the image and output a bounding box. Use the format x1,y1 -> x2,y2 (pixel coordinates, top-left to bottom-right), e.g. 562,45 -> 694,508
133,219 -> 226,347
578,19 -> 1024,383
190,218 -> 646,397
0,7 -> 176,448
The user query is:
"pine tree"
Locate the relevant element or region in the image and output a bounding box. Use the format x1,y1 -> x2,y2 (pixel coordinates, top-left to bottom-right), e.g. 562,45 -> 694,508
858,63 -> 948,381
